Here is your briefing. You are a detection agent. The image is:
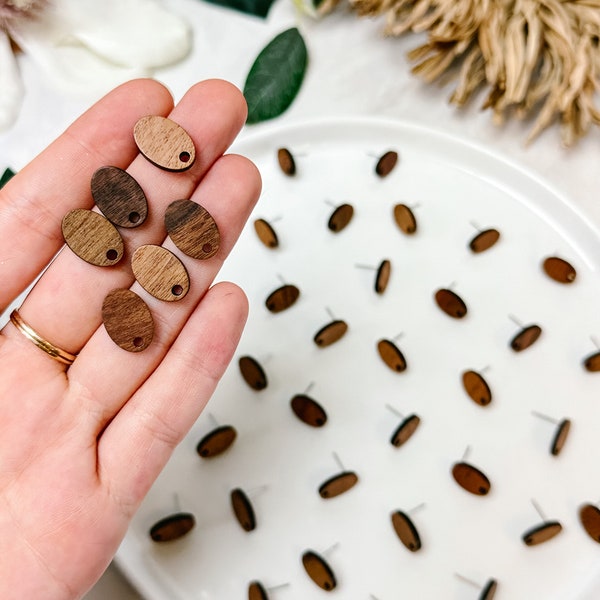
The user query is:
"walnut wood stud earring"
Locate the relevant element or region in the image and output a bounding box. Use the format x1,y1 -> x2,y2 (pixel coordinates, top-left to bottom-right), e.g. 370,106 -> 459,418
196,415 -> 237,458
391,503 -> 425,552
318,452 -> 359,499
101,289 -> 154,352
238,355 -> 268,391
508,315 -> 542,352
133,115 -> 195,171
386,404 -> 421,448
254,217 -> 280,249
374,150 -> 398,177
455,573 -> 498,600
522,499 -> 563,546
355,260 -> 392,294
91,166 -> 148,228
451,446 -> 491,496
326,200 -> 354,233
579,501 -> 600,543
291,383 -> 327,427
131,245 -> 190,302
582,337 -> 600,372
265,276 -> 301,313
435,286 -> 468,319
531,410 -> 571,456
393,203 -> 418,235
277,147 -> 296,176
231,486 -> 265,532
248,582 -> 290,600
62,209 -> 124,266
462,368 -> 492,407
377,334 -> 408,373
468,222 -> 500,253
314,308 -> 348,348
542,256 -> 577,284
301,545 -> 338,591
149,495 -> 195,543
165,199 -> 220,260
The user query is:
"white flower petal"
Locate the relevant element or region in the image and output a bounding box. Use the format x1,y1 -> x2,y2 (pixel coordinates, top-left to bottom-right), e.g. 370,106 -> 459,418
0,30 -> 24,131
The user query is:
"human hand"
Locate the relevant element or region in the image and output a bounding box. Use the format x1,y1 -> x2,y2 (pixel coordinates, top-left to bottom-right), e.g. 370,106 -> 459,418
0,79 -> 261,599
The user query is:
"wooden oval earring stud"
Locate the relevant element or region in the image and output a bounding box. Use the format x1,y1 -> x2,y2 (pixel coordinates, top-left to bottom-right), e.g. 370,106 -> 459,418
582,336 -> 600,372
238,355 -> 269,391
318,452 -> 359,499
435,285 -> 468,319
230,485 -> 267,532
451,446 -> 491,496
254,217 -> 281,249
542,256 -> 576,284
393,203 -> 418,235
455,573 -> 498,600
248,581 -> 290,600
391,502 -> 425,552
377,334 -> 408,373
462,368 -> 492,407
277,147 -> 297,176
265,276 -> 300,313
291,382 -> 328,427
149,494 -> 195,543
468,221 -> 500,254
579,500 -> 600,543
301,544 -> 339,591
355,260 -> 392,295
522,499 -> 563,546
196,414 -> 237,458
386,404 -> 421,448
314,308 -> 348,347
508,315 -> 542,352
326,200 -> 354,233
531,410 -> 571,456
373,149 -> 399,177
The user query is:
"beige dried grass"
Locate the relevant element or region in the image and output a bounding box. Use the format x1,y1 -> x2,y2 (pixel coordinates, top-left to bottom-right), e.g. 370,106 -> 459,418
320,0 -> 600,145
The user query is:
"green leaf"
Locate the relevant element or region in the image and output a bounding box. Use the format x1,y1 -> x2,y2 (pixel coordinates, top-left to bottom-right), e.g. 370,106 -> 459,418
0,168 -> 15,190
203,0 -> 276,19
243,28 -> 308,125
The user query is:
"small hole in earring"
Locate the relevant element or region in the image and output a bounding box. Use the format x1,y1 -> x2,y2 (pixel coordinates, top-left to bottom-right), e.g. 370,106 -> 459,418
179,151 -> 191,163
172,284 -> 184,296
133,337 -> 144,348
202,243 -> 212,254
128,211 -> 140,224
106,249 -> 118,261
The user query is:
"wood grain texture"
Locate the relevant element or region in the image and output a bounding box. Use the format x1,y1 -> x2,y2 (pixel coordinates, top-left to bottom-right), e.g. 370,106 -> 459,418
550,419 -> 571,456
196,425 -> 237,458
462,370 -> 492,406
231,488 -> 256,532
314,320 -> 348,347
377,339 -> 407,372
327,203 -> 354,233
265,284 -> 300,313
248,581 -> 269,600
451,462 -> 491,496
165,199 -> 220,260
510,324 -> 542,352
543,256 -> 577,283
469,228 -> 500,253
435,288 -> 468,319
149,512 -> 195,542
479,579 -> 498,600
579,503 -> 600,543
62,208 -> 124,266
375,150 -> 398,177
277,147 -> 296,176
290,394 -> 328,427
393,203 -> 417,234
133,115 -> 196,171
238,355 -> 268,391
91,166 -> 148,228
318,471 -> 359,499
391,510 -> 421,552
522,521 -> 562,546
101,288 -> 154,352
390,414 -> 421,447
254,218 -> 279,248
302,550 -> 337,591
375,259 -> 391,294
131,244 -> 190,302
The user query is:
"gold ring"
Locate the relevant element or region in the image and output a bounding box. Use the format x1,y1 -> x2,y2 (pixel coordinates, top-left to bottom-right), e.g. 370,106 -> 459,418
9,309 -> 77,366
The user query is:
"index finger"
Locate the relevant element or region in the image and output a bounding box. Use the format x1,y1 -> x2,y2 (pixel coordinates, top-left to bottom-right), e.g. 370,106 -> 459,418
0,78 -> 174,312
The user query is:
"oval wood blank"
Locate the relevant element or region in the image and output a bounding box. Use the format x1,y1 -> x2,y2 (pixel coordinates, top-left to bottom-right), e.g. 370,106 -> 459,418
375,259 -> 392,294
391,510 -> 421,552
435,288 -> 468,319
91,166 -> 148,228
550,419 -> 571,456
133,115 -> 195,171
469,228 -> 500,253
101,289 -> 154,352
510,324 -> 542,352
393,203 -> 417,234
462,370 -> 492,406
254,218 -> 279,248
265,284 -> 300,313
522,521 -> 562,546
314,320 -> 348,347
328,203 -> 354,232
131,245 -> 190,302
579,503 -> 600,543
375,150 -> 398,177
451,462 -> 491,496
290,394 -> 327,427
390,414 -> 421,447
583,351 -> 600,372
377,339 -> 407,372
196,425 -> 237,458
238,355 -> 268,391
149,512 -> 195,542
302,550 -> 337,591
231,488 -> 256,532
318,471 -> 359,499
248,581 -> 268,600
165,199 -> 220,260
479,579 -> 498,600
543,256 -> 576,283
277,147 -> 296,175
62,209 -> 124,267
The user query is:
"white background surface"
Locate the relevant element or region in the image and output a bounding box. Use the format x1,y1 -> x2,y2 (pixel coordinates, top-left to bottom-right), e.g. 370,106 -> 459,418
1,0 -> 599,598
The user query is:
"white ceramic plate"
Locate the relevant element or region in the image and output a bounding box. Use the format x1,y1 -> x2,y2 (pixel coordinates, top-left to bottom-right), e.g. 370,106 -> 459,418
116,118 -> 600,600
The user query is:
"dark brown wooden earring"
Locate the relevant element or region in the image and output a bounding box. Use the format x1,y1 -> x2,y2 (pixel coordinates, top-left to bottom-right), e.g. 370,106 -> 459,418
91,166 -> 148,228
531,411 -> 571,456
149,511 -> 196,542
101,289 -> 154,352
248,581 -> 268,600
239,355 -> 268,391
291,385 -> 328,427
522,500 -> 563,546
277,148 -> 296,176
468,224 -> 500,253
582,338 -> 600,371
435,287 -> 468,319
254,218 -> 279,249
314,309 -> 348,347
377,336 -> 407,372
393,203 -> 417,235
455,574 -> 498,600
301,549 -> 337,591
231,487 -> 257,532
391,503 -> 425,552
579,502 -> 600,543
327,202 -> 354,233
387,405 -> 420,447
133,115 -> 195,171
196,420 -> 237,458
374,150 -> 398,177
356,260 -> 392,294
62,209 -> 124,266
462,369 -> 492,406
509,316 -> 542,351
542,256 -> 576,284
265,280 -> 300,313
318,453 -> 359,499
451,447 -> 491,496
